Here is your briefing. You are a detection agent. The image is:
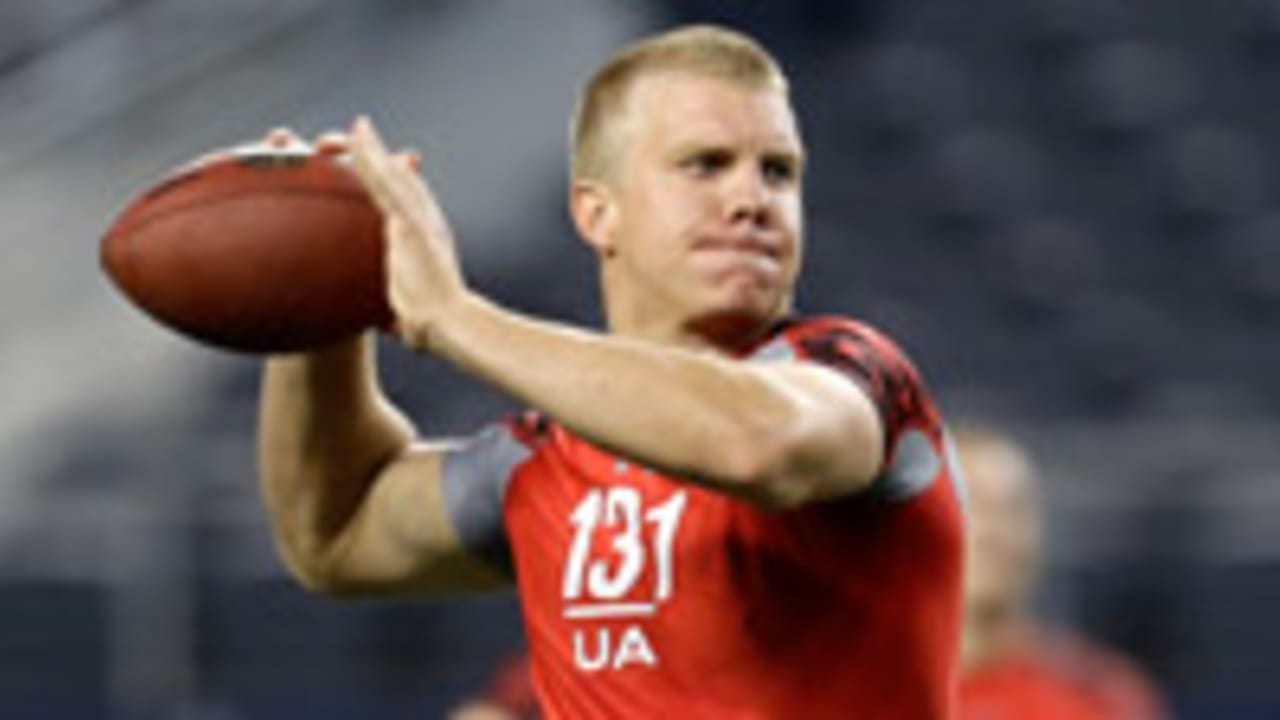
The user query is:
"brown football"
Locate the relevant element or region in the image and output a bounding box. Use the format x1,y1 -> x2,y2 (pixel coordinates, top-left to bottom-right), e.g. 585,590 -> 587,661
101,142 -> 389,353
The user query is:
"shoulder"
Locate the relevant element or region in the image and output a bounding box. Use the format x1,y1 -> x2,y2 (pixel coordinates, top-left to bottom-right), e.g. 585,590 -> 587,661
778,315 -> 920,375
449,412 -> 550,482
759,315 -> 959,504
769,314 -> 941,435
779,314 -> 894,342
504,410 -> 555,449
438,412 -> 556,575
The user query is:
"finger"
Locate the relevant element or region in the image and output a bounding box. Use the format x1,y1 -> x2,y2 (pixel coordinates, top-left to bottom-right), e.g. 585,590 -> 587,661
266,126 -> 303,148
348,117 -> 393,206
349,116 -> 414,216
351,115 -> 389,160
313,129 -> 349,157
349,118 -> 443,233
400,150 -> 422,172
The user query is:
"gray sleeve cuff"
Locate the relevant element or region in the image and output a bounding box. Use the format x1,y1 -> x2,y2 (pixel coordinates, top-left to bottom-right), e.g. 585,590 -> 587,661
440,425 -> 531,577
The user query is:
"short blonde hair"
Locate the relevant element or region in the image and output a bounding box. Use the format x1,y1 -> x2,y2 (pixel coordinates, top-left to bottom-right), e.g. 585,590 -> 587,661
570,25 -> 789,182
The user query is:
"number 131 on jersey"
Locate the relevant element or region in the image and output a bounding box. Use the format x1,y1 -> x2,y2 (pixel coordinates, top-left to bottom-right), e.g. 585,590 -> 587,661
562,488 -> 688,618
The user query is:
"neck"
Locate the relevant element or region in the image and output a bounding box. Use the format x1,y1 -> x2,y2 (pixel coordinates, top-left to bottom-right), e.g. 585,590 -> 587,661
683,311 -> 779,354
604,296 -> 777,354
599,273 -> 783,354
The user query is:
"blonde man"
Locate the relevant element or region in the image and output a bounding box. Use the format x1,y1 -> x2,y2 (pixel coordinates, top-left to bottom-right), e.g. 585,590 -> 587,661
260,25 -> 965,718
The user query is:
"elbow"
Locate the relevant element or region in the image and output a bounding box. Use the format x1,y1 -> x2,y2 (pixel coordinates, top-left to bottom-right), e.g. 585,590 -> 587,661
279,551 -> 338,595
285,561 -> 370,599
275,542 -> 362,598
289,566 -> 342,596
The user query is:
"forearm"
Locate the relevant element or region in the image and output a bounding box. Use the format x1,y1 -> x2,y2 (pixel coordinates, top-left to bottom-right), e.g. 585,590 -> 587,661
429,294 -> 805,490
258,335 -> 413,586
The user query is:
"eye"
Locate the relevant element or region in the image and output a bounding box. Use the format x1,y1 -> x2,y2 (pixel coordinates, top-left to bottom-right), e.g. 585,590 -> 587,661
681,150 -> 732,177
761,156 -> 799,185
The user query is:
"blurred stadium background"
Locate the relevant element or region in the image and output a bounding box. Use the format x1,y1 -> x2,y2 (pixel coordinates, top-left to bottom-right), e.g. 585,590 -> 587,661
1,0 -> 1278,717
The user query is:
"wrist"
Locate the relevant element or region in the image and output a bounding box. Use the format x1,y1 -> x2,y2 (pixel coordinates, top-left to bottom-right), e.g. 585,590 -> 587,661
401,288 -> 485,357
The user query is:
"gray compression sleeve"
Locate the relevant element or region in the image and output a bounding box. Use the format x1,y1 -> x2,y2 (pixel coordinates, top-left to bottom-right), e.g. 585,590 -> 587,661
439,425 -> 531,577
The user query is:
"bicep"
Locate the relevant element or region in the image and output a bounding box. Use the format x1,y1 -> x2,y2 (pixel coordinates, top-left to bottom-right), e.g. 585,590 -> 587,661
327,439 -> 513,596
762,361 -> 885,502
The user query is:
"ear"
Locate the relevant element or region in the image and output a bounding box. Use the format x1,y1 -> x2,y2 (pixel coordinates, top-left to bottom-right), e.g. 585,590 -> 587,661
570,178 -> 618,258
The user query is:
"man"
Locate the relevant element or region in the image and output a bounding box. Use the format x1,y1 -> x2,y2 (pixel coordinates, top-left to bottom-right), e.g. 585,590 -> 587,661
956,426 -> 1167,720
259,25 -> 965,718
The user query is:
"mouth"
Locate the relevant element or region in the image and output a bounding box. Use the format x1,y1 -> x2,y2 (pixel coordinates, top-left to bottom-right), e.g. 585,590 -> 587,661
691,235 -> 782,261
690,235 -> 785,291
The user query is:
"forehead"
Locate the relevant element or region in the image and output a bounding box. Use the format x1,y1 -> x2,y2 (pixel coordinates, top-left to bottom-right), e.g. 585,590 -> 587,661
622,71 -> 802,153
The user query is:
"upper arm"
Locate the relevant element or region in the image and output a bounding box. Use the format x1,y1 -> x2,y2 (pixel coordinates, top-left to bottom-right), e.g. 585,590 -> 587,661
323,429 -> 523,597
748,360 -> 885,505
748,320 -> 941,508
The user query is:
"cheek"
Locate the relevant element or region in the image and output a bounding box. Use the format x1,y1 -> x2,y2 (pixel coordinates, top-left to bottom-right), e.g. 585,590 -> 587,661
629,189 -> 700,258
653,183 -> 709,228
782,201 -> 804,253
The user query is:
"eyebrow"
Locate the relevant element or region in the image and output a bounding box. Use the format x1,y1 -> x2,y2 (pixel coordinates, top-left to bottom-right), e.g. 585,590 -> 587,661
665,140 -> 805,166
764,147 -> 806,172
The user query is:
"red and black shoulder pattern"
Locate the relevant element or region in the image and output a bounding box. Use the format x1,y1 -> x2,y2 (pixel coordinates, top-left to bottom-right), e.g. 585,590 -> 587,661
783,316 -> 942,442
504,409 -> 554,448
764,315 -> 955,503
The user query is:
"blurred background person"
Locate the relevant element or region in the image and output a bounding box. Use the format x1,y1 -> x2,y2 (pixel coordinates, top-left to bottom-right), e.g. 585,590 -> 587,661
446,652 -> 538,720
957,424 -> 1168,720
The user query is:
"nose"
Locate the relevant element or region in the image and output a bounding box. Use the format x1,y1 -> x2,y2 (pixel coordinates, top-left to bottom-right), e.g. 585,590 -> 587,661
723,167 -> 773,227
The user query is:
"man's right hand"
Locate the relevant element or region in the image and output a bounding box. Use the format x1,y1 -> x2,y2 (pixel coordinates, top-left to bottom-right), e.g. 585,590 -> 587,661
345,115 -> 470,355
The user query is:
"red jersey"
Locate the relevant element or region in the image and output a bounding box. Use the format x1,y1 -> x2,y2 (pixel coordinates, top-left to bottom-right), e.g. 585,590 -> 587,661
960,628 -> 1168,720
443,316 -> 966,719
